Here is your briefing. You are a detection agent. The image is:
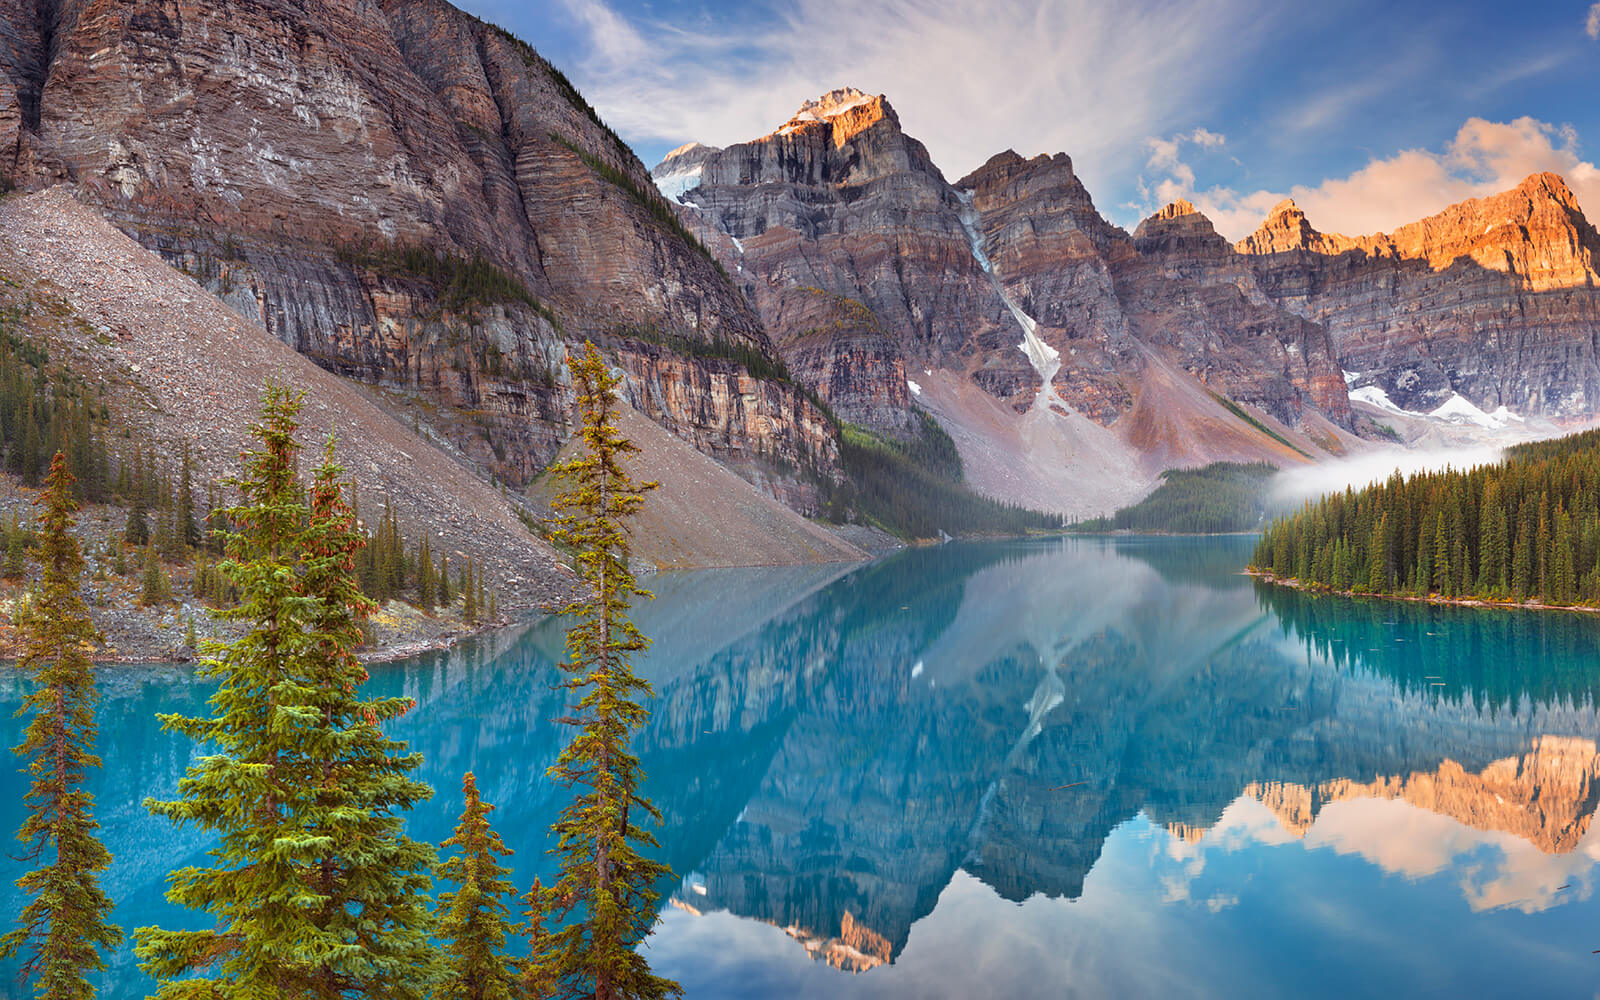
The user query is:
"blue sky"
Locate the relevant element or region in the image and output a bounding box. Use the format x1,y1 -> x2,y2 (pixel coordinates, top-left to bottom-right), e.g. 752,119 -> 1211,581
459,0 -> 1600,240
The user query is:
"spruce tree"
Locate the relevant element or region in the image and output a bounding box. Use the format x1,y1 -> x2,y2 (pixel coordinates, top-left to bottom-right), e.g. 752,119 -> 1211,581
527,342 -> 677,1000
123,494 -> 148,548
0,452 -> 122,999
293,435 -> 439,996
140,545 -> 168,606
418,536 -> 435,612
435,772 -> 518,1000
136,383 -> 437,998
462,557 -> 478,626
4,521 -> 26,579
177,441 -> 198,548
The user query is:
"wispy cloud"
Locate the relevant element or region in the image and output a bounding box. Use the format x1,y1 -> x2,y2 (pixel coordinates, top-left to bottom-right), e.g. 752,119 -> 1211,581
1140,129 -> 1232,209
555,0 -> 647,63
1141,116 -> 1600,241
1588,2 -> 1600,40
552,0 -> 1279,190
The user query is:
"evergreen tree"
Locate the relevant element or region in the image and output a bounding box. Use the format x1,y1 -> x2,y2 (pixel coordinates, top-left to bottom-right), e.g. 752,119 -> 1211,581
462,557 -> 478,626
124,494 -> 148,548
1513,511 -> 1534,599
435,772 -> 518,1000
1366,513 -> 1390,592
293,435 -> 439,996
136,383 -> 437,998
518,878 -> 556,1000
0,453 -> 122,999
20,395 -> 42,484
527,342 -> 678,1000
177,441 -> 198,549
5,520 -> 26,579
140,545 -> 169,606
204,482 -> 226,554
418,536 -> 435,612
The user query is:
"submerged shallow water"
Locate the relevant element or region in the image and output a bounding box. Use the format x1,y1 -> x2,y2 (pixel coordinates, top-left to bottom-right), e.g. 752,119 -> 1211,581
4,536 -> 1600,998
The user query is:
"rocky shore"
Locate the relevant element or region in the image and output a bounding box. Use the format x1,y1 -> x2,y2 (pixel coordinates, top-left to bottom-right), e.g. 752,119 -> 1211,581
1246,569 -> 1600,615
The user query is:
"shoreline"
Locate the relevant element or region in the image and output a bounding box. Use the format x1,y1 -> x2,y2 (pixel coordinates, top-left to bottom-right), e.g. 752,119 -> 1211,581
0,610 -> 549,669
1245,569 -> 1600,616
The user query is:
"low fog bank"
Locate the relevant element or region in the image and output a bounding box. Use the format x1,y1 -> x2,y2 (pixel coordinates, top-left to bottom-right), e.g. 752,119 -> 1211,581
1270,444 -> 1509,509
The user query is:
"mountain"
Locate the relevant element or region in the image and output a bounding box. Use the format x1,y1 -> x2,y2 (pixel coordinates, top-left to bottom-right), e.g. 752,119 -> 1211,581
0,184 -> 575,632
657,90 -> 1362,516
657,89 -> 1600,515
0,0 -> 837,515
8,1 -> 1600,538
1237,173 -> 1600,419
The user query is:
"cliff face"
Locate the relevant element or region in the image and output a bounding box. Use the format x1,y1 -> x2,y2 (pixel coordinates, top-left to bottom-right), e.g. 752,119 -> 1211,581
659,91 -> 1356,516
0,0 -> 832,503
662,88 -> 1002,437
1238,174 -> 1600,415
961,156 -> 1352,430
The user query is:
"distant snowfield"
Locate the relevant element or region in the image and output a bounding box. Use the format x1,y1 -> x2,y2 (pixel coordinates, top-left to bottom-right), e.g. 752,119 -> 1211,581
1270,373 -> 1575,502
1345,371 -> 1526,431
653,164 -> 703,205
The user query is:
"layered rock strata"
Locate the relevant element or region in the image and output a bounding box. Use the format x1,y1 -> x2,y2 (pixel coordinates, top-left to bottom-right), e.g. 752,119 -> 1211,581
658,94 -> 1360,513
1238,174 -> 1600,415
0,0 -> 830,501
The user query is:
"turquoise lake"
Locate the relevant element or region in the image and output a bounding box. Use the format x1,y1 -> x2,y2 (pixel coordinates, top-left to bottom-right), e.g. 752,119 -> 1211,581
5,535 -> 1600,998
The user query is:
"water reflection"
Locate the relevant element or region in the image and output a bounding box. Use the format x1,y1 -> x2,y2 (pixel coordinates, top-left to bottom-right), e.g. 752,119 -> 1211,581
3,537 -> 1599,997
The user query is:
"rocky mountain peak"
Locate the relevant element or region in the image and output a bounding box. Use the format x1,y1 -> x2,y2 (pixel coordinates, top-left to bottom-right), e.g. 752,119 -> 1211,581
661,140 -> 717,162
795,86 -> 873,117
1376,171 -> 1600,289
1236,198 -> 1328,255
776,86 -> 893,139
1132,199 -> 1223,249
1154,198 -> 1198,220
1517,170 -> 1582,210
956,150 -> 1074,195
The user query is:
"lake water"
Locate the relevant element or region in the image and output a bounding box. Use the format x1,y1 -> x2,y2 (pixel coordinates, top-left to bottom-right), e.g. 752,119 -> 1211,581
4,536 -> 1600,998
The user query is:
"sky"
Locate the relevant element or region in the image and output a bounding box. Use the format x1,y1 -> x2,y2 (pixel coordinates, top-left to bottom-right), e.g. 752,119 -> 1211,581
458,0 -> 1600,241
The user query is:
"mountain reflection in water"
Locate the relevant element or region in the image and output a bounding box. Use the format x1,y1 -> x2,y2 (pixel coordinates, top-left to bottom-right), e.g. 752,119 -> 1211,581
3,536 -> 1598,998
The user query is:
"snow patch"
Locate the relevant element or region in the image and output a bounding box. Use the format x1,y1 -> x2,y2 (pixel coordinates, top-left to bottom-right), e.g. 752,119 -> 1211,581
953,189 -> 1064,414
1349,384 -> 1403,413
1342,370 -> 1360,386
780,90 -> 876,134
1350,382 -> 1527,431
911,660 -> 924,679
1430,393 -> 1523,429
907,379 -> 922,396
729,235 -> 745,254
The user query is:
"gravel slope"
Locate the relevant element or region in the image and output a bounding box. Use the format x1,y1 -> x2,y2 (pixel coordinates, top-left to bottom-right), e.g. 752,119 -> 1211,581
0,187 -> 576,615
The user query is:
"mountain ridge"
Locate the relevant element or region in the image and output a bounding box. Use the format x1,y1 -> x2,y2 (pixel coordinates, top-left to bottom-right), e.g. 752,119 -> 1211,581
655,88 -> 1600,512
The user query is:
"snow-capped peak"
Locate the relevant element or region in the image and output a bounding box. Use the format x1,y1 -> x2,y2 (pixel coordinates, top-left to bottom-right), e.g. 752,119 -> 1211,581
776,87 -> 879,135
797,87 -> 874,117
662,141 -> 711,161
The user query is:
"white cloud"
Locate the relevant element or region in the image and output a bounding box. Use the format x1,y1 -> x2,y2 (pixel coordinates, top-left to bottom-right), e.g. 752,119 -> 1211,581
1143,116 -> 1600,241
555,0 -> 647,64
1588,3 -> 1600,41
1141,130 -> 1230,209
551,0 -> 1278,194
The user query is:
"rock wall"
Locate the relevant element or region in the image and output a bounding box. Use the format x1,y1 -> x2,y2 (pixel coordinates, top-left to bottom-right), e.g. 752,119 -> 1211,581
0,0 -> 831,496
1238,174 -> 1600,416
664,92 -> 1355,446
